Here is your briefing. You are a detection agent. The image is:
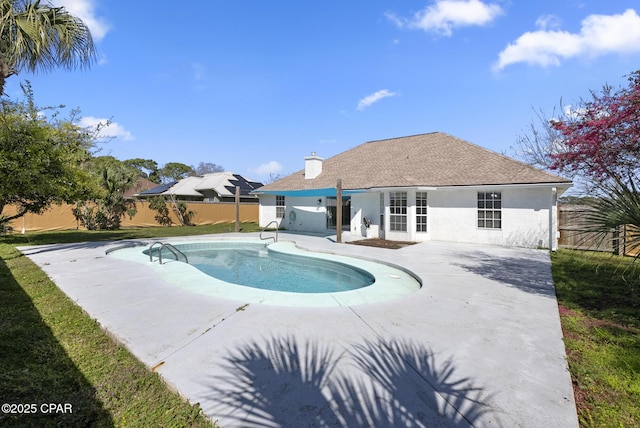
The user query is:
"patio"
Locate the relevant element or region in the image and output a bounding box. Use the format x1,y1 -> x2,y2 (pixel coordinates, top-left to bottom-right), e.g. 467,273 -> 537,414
19,232 -> 578,427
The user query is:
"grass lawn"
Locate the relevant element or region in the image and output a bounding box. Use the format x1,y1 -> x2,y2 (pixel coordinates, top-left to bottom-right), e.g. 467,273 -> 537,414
1,224 -> 638,427
0,223 -> 260,427
552,249 -> 640,428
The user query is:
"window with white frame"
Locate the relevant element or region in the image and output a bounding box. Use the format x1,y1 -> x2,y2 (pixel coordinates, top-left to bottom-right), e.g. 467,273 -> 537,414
389,192 -> 407,232
276,195 -> 285,218
416,192 -> 427,232
477,192 -> 501,229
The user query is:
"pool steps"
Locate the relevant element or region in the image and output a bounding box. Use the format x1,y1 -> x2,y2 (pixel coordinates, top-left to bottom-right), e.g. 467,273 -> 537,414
149,241 -> 189,265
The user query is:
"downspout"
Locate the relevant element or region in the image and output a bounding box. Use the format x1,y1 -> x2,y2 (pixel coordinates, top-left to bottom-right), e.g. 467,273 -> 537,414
550,187 -> 558,251
235,186 -> 240,232
336,179 -> 342,243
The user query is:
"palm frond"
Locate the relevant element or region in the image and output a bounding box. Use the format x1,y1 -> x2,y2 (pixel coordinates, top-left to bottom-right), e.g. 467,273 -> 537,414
0,0 -> 95,74
584,178 -> 640,255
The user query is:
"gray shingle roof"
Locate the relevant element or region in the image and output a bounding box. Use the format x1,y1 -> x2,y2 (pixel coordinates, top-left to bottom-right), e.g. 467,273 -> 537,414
259,132 -> 571,192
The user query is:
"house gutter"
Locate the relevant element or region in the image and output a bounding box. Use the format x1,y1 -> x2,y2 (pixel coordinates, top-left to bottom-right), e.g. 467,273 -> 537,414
251,188 -> 367,197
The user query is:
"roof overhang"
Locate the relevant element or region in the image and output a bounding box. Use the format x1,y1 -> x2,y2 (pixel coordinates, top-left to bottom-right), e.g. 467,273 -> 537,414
253,188 -> 367,197
254,182 -> 572,198
424,182 -> 573,191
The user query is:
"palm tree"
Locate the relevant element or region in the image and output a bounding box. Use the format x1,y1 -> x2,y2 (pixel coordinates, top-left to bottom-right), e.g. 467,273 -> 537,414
583,176 -> 640,256
0,0 -> 95,94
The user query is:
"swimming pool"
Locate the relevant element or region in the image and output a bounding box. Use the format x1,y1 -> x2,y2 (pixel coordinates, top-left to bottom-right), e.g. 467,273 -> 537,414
156,242 -> 375,293
108,239 -> 421,307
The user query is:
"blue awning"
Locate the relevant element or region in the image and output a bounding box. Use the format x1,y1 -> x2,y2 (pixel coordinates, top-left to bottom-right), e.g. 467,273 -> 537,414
253,188 -> 367,197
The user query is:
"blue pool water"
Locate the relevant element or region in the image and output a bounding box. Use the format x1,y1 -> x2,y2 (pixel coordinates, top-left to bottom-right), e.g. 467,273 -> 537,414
151,242 -> 375,293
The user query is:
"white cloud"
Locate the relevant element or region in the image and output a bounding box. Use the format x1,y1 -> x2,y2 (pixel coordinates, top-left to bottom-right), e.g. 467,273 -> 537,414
78,116 -> 134,141
56,0 -> 110,42
494,9 -> 640,71
535,14 -> 562,31
252,161 -> 283,176
357,89 -> 397,111
387,0 -> 503,36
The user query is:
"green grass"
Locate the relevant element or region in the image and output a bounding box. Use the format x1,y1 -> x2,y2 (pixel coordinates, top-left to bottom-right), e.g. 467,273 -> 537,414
0,223 -> 260,427
1,222 -> 262,246
551,249 -> 640,428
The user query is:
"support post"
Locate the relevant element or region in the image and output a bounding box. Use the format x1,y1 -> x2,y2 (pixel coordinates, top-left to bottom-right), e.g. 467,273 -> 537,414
336,179 -> 342,243
235,186 -> 240,232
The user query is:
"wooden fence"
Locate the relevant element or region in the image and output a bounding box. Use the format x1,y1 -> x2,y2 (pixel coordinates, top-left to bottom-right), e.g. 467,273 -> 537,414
1,201 -> 259,233
5,201 -> 638,256
558,204 -> 637,256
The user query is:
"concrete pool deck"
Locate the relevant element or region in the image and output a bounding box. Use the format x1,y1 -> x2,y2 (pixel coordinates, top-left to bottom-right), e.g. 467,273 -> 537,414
19,232 -> 578,427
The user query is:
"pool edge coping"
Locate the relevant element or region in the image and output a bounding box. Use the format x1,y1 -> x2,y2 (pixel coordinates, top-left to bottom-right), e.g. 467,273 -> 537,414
106,237 -> 422,308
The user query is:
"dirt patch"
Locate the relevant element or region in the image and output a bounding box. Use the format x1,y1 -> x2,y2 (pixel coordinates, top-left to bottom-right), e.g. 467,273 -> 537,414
347,238 -> 417,250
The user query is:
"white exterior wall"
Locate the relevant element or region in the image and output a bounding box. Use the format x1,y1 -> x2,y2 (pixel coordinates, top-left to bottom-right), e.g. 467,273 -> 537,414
259,185 -> 560,248
350,193 -> 380,238
286,196 -> 329,232
258,194 -> 278,227
428,187 -> 554,248
259,196 -> 330,232
349,186 -> 557,247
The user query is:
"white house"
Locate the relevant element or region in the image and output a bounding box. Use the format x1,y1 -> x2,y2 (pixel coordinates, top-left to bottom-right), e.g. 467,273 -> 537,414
254,133 -> 572,249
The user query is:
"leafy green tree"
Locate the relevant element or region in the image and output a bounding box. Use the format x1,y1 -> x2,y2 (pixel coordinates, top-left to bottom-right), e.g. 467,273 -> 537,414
0,0 -> 95,94
125,158 -> 161,183
148,196 -> 195,227
97,166 -> 138,229
148,196 -> 172,226
92,156 -> 141,181
160,162 -> 194,183
91,155 -> 127,172
73,164 -> 138,230
0,83 -> 94,223
174,200 -> 195,226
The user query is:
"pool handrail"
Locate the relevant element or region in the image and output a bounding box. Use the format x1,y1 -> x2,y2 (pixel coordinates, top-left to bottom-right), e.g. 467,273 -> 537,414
260,221 -> 279,243
149,241 -> 189,265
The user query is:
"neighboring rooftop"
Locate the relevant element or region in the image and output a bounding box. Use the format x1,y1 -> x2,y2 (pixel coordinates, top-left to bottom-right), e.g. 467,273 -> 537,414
137,172 -> 263,201
124,177 -> 159,199
258,132 -> 572,192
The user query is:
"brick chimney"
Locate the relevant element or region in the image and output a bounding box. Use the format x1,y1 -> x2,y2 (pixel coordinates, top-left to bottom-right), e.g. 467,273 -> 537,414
304,152 -> 323,179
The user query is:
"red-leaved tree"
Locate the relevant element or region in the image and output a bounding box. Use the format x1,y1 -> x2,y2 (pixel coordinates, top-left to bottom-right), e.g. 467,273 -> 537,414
550,70 -> 640,186
550,71 -> 640,254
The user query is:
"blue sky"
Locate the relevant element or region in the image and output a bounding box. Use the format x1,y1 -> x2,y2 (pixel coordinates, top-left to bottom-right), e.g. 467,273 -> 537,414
6,0 -> 640,181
